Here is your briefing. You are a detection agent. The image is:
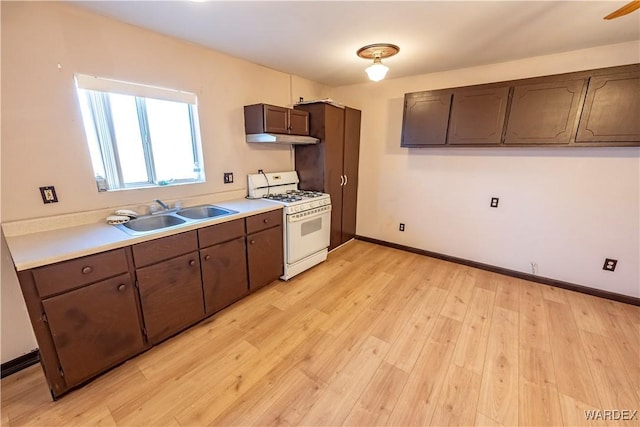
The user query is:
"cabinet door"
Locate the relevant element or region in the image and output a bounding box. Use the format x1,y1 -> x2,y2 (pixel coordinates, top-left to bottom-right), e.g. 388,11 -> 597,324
264,105 -> 289,134
576,71 -> 640,143
41,274 -> 144,387
201,237 -> 248,315
137,252 -> 204,344
289,109 -> 310,135
448,86 -> 510,145
401,91 -> 453,146
341,107 -> 361,245
247,226 -> 283,291
504,79 -> 586,144
323,105 -> 346,250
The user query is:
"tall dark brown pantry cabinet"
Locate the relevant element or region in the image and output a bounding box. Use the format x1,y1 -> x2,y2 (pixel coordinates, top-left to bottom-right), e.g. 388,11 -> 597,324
294,102 -> 361,250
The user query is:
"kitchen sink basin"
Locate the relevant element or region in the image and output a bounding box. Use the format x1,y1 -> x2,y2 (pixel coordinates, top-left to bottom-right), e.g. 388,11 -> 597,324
114,204 -> 238,236
120,214 -> 186,233
176,205 -> 237,220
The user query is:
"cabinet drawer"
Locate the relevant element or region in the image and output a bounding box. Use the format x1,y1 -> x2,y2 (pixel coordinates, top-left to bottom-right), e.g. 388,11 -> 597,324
33,249 -> 128,298
198,218 -> 245,248
132,231 -> 197,268
246,210 -> 282,234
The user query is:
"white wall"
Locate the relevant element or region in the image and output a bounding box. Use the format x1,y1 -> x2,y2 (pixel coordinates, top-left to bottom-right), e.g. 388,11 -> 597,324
0,1 -> 36,365
332,41 -> 640,298
0,2 -> 330,222
0,2 -> 330,363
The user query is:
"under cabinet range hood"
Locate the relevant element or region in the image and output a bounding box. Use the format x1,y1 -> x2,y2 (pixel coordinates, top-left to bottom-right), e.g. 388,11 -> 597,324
245,133 -> 319,145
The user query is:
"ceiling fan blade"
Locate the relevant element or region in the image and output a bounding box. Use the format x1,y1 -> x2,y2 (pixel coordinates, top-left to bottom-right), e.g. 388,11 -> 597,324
604,0 -> 640,19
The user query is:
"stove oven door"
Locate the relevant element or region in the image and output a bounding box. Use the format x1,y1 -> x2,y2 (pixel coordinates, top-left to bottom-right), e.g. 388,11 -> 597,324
286,208 -> 331,264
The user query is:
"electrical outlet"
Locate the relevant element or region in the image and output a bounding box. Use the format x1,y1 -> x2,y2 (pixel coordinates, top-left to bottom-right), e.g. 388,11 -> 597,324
223,172 -> 234,184
39,186 -> 58,204
399,223 -> 405,232
258,169 -> 264,174
490,197 -> 499,208
603,258 -> 617,272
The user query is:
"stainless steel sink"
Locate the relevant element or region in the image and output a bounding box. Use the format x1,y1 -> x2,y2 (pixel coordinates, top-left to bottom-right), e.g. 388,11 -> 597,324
114,204 -> 238,236
176,205 -> 237,220
119,214 -> 186,233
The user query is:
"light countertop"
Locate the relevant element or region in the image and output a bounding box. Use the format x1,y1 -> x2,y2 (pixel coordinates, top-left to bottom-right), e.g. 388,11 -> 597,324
4,198 -> 282,271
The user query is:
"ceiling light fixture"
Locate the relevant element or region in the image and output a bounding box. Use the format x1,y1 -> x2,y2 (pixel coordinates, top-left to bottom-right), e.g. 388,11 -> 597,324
357,43 -> 400,82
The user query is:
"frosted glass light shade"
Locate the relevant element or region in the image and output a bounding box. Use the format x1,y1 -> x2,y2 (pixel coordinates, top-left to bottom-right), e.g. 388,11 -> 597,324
365,60 -> 389,82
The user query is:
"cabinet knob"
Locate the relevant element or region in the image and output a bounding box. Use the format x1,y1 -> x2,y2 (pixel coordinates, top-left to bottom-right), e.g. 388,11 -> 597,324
81,266 -> 93,274
263,218 -> 269,224
250,240 -> 255,245
204,255 -> 211,261
117,284 -> 126,292
189,260 -> 196,266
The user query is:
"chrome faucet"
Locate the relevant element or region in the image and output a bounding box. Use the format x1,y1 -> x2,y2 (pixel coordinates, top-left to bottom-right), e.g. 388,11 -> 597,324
153,199 -> 170,211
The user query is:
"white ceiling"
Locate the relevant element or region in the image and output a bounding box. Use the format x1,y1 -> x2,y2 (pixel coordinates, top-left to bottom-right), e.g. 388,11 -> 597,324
72,1 -> 640,86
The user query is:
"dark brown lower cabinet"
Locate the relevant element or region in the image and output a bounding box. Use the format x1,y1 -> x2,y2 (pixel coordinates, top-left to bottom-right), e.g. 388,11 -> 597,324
15,208 -> 284,399
41,274 -> 144,387
200,237 -> 248,314
136,252 -> 204,344
247,226 -> 283,291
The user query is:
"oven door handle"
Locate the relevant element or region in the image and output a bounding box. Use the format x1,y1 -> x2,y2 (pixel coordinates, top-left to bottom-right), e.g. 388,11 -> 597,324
287,206 -> 332,223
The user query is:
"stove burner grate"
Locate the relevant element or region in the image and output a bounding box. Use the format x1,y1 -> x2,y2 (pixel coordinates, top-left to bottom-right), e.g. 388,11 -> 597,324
263,193 -> 303,202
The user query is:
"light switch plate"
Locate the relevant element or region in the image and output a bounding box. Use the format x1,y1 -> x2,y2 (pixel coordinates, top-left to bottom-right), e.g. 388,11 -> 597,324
40,186 -> 58,204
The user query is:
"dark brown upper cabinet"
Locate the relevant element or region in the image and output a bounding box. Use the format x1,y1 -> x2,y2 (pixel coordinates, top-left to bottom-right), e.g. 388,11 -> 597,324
504,79 -> 586,145
244,103 -> 309,136
289,109 -> 310,135
401,91 -> 453,147
400,64 -> 639,149
447,86 -> 510,145
576,70 -> 640,143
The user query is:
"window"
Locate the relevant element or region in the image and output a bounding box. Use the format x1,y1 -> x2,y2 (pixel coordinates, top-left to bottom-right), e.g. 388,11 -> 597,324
75,74 -> 204,191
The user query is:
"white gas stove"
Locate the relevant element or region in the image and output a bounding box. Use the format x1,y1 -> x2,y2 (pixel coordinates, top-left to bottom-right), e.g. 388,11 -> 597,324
247,171 -> 331,280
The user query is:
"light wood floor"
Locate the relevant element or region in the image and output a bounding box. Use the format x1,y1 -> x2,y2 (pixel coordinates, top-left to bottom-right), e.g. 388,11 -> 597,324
2,240 -> 639,426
